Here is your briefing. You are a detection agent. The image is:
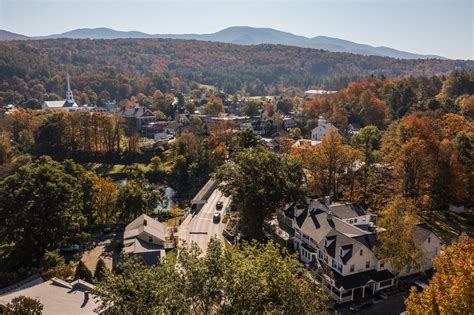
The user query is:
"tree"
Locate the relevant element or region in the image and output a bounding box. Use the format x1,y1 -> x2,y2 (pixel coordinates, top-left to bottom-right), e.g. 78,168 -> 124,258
0,156 -> 83,262
351,125 -> 381,201
242,100 -> 260,116
216,147 -> 304,239
276,98 -> 293,114
230,128 -> 260,154
149,155 -> 161,172
298,129 -> 357,199
6,296 -> 43,315
405,234 -> 473,314
92,177 -> 119,225
375,198 -> 423,273
94,258 -> 109,283
75,260 -> 93,282
118,179 -> 149,222
393,137 -> 430,202
93,239 -> 329,314
204,96 -> 224,116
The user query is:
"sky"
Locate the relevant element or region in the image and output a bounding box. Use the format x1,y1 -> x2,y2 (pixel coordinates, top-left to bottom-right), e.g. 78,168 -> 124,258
0,0 -> 472,60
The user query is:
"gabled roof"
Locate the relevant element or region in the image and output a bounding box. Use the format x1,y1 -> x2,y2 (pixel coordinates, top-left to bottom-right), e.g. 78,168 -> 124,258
43,100 -> 78,108
124,214 -> 165,242
329,202 -> 369,219
294,206 -> 371,264
119,106 -> 156,118
413,223 -> 435,244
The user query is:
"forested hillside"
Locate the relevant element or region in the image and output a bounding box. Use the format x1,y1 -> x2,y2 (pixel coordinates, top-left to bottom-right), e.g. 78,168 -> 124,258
0,38 -> 472,106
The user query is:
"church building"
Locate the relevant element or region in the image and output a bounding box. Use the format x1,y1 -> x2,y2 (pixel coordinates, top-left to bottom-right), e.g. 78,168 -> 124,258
42,72 -> 80,111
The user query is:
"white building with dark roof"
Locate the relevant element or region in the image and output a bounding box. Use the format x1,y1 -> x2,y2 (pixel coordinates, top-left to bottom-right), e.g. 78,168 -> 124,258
42,72 -> 80,112
278,198 -> 441,303
123,214 -> 166,264
311,116 -> 338,141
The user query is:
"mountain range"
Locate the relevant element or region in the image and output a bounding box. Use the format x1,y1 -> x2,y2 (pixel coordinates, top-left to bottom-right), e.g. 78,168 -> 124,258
0,26 -> 446,60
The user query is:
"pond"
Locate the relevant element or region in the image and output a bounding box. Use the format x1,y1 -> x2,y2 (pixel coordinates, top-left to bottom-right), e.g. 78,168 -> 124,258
114,177 -> 175,211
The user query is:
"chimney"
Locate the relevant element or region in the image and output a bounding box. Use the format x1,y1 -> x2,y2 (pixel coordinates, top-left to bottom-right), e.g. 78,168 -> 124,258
324,195 -> 331,210
327,211 -> 333,221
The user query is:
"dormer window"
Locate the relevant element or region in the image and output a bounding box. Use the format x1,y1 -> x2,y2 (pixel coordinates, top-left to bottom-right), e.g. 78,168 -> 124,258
339,248 -> 344,257
428,237 -> 431,243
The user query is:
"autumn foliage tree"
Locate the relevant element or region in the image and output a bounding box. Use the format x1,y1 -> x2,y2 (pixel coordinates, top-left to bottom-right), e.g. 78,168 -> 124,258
376,198 -> 423,273
405,234 -> 474,314
294,129 -> 358,199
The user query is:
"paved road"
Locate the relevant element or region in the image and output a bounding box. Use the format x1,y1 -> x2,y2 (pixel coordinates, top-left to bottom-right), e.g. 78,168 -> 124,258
178,189 -> 231,253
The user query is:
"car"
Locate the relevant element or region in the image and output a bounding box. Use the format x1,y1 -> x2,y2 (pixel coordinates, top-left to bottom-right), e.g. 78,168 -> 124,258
213,212 -> 221,223
61,244 -> 80,253
350,300 -> 373,312
216,201 -> 224,210
408,280 -> 428,292
102,224 -> 112,233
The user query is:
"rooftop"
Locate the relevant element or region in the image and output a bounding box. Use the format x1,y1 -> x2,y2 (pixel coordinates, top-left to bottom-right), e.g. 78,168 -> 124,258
0,278 -> 100,315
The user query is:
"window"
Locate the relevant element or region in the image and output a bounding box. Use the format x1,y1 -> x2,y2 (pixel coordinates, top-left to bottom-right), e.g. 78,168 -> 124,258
360,249 -> 363,256
379,279 -> 393,288
350,264 -> 355,272
339,248 -> 344,257
380,261 -> 385,268
354,218 -> 358,223
365,261 -> 370,269
148,236 -> 153,243
319,250 -> 324,260
428,237 -> 431,243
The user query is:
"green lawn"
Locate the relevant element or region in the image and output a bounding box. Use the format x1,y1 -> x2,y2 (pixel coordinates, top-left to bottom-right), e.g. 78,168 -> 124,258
419,208 -> 473,245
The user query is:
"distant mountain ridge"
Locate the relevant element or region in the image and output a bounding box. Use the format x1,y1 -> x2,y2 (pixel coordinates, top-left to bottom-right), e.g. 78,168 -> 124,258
0,26 -> 447,59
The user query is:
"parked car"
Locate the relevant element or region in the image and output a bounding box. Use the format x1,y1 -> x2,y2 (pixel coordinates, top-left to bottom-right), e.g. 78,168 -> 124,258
102,224 -> 112,233
216,201 -> 224,210
350,300 -> 373,312
61,244 -> 80,253
213,212 -> 221,223
408,280 -> 428,292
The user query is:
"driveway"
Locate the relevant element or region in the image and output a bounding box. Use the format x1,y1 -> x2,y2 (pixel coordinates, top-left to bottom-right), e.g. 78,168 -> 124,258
178,189 -> 231,253
80,235 -> 118,273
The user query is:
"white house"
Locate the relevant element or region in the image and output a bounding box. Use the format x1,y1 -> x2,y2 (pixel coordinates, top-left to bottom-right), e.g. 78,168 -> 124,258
123,214 -> 167,264
304,89 -> 337,100
311,117 -> 338,141
278,198 -> 441,303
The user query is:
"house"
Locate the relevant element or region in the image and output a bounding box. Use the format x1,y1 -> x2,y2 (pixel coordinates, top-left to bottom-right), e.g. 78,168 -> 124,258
283,117 -> 297,129
348,122 -> 362,135
118,106 -> 157,130
123,214 -> 166,264
311,117 -> 338,141
304,89 -> 337,100
291,139 -> 321,149
328,202 -> 377,228
0,277 -> 101,314
165,121 -> 182,136
278,198 -> 441,303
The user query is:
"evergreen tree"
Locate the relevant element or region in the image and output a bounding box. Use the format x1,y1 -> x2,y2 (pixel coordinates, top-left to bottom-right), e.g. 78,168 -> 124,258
75,261 -> 93,282
94,258 -> 109,283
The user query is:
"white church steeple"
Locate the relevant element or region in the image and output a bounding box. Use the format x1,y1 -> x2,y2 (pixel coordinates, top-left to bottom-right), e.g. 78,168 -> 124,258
65,71 -> 75,104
